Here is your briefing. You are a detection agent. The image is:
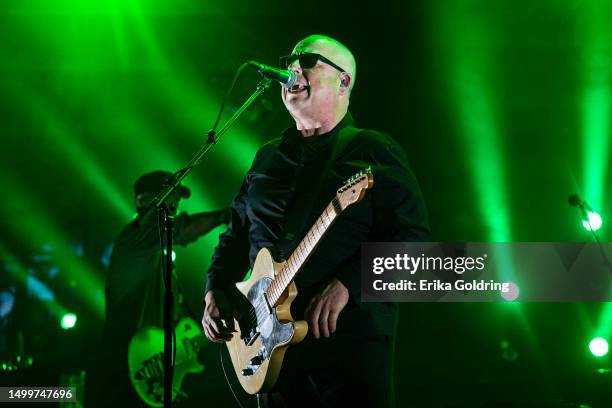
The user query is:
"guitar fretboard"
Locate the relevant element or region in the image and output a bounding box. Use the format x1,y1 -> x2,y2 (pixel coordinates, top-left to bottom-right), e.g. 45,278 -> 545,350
265,198 -> 341,306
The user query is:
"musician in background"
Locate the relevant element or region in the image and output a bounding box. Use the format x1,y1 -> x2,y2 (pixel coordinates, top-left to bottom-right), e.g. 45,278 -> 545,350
202,35 -> 429,407
87,171 -> 229,407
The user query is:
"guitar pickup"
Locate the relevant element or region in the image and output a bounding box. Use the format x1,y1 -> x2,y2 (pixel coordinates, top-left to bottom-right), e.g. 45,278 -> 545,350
241,348 -> 266,377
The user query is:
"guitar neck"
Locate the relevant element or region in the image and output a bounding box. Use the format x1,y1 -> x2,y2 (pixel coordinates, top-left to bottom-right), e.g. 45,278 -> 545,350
266,198 -> 342,306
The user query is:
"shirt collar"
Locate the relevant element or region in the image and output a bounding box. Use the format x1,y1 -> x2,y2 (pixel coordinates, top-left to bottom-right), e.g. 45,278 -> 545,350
282,111 -> 355,146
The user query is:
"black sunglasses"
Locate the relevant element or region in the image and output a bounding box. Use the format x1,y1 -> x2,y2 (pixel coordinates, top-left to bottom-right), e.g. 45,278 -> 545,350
279,52 -> 346,73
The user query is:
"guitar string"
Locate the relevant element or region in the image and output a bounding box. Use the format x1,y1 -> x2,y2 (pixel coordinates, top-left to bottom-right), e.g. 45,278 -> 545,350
245,200 -> 339,331
247,198 -> 339,329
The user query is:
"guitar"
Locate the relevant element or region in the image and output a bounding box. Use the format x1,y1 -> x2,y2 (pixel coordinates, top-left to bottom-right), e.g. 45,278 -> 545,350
128,317 -> 206,407
226,168 -> 374,394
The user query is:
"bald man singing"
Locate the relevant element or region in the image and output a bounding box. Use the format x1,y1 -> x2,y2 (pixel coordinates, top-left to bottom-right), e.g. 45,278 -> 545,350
202,35 -> 430,407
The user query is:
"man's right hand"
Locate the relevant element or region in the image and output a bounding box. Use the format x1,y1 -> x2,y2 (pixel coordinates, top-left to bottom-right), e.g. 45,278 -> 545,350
202,290 -> 237,343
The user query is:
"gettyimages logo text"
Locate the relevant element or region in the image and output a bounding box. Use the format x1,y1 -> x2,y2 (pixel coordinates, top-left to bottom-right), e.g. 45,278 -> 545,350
371,253 -> 488,275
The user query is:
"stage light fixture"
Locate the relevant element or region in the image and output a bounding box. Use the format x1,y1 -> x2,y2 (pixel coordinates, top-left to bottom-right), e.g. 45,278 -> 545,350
589,337 -> 609,357
60,313 -> 78,330
582,211 -> 603,231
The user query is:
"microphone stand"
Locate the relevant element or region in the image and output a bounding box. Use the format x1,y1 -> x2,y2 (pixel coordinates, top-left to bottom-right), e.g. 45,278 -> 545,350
133,77 -> 272,408
577,202 -> 612,275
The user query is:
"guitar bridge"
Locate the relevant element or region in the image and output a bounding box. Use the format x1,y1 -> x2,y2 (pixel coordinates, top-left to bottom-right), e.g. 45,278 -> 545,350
238,312 -> 260,346
243,327 -> 260,346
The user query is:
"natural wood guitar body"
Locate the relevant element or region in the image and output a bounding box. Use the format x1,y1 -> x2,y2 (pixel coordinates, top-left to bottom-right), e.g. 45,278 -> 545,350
227,248 -> 308,394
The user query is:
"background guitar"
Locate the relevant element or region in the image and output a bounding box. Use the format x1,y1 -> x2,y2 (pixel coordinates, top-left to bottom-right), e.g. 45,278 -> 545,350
128,317 -> 206,407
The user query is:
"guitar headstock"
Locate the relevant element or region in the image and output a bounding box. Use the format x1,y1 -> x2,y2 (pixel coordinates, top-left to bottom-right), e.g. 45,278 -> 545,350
336,167 -> 374,210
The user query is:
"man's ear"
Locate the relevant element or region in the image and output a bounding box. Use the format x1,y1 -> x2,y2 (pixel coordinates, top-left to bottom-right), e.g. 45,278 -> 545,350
339,73 -> 351,95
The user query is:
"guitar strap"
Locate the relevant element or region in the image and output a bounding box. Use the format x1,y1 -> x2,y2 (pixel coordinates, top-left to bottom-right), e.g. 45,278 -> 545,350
273,124 -> 363,260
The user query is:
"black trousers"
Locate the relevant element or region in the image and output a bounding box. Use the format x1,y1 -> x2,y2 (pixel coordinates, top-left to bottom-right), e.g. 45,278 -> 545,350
262,335 -> 395,408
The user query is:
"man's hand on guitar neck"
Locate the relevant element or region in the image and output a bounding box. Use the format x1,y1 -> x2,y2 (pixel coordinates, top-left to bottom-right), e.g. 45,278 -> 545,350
202,290 -> 238,343
305,279 -> 349,339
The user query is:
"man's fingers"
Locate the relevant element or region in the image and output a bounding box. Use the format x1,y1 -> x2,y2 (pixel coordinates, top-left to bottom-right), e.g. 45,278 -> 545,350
309,300 -> 323,338
319,305 -> 330,338
204,325 -> 218,343
207,317 -> 222,337
205,319 -> 223,340
203,325 -> 220,343
305,280 -> 349,340
328,307 -> 341,334
205,320 -> 232,342
220,314 -> 236,331
209,316 -> 233,339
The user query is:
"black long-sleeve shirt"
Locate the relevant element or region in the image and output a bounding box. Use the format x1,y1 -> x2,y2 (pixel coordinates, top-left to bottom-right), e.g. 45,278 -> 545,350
206,113 -> 429,337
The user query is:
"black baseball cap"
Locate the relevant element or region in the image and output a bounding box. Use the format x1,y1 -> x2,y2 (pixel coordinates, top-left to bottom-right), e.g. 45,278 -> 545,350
134,171 -> 191,198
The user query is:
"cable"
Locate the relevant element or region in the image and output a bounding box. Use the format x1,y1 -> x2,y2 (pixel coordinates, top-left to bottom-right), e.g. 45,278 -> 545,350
212,62 -> 250,132
178,62 -> 250,174
219,343 -> 246,408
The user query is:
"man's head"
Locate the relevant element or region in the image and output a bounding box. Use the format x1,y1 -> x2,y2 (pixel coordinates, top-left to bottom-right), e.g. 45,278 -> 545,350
281,35 -> 356,124
134,171 -> 190,216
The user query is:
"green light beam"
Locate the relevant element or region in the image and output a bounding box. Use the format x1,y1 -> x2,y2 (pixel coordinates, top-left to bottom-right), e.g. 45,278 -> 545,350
431,1 -> 540,357
0,242 -> 70,321
0,179 -> 105,317
11,85 -> 133,220
580,0 -> 611,213
125,0 -> 260,175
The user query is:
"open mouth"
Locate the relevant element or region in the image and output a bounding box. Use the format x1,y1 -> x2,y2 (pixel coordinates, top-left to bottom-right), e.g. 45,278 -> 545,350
287,83 -> 309,94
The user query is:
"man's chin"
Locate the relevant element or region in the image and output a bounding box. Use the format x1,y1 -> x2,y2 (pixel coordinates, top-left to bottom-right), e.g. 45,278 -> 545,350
286,94 -> 307,103
284,97 -> 309,112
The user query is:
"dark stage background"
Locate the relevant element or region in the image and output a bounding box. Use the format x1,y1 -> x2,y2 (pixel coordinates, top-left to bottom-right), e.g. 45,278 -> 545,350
0,1 -> 610,407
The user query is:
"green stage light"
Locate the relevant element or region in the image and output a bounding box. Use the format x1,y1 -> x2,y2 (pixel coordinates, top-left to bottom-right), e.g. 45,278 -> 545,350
581,0 -> 611,215
60,313 -> 78,330
589,337 -> 609,357
582,211 -> 602,231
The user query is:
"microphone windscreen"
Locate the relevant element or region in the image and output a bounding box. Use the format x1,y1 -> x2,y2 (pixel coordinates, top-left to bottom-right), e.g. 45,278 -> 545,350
568,194 -> 582,207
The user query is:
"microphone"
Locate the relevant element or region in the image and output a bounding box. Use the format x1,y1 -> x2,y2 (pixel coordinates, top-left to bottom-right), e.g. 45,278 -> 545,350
248,61 -> 298,88
568,193 -> 592,220
568,193 -> 584,208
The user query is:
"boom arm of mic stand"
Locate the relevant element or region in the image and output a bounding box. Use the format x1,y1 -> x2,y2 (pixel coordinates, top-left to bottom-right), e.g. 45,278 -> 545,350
133,78 -> 272,228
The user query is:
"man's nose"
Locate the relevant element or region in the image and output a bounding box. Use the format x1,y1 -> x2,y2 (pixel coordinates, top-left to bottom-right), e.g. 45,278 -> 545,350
289,63 -> 302,75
